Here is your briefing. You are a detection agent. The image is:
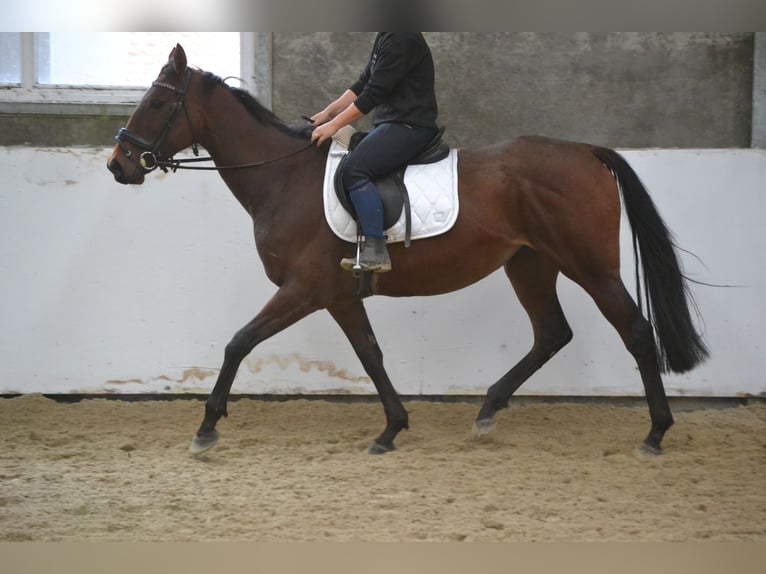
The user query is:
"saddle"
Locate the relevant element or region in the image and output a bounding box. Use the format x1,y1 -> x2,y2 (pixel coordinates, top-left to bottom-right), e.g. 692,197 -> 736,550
333,126 -> 449,248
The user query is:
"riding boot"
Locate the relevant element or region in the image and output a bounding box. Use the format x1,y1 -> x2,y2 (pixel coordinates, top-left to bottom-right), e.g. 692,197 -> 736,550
340,236 -> 392,273
339,182 -> 392,273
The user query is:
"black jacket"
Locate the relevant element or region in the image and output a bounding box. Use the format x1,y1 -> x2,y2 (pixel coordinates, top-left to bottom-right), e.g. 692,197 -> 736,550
350,33 -> 438,129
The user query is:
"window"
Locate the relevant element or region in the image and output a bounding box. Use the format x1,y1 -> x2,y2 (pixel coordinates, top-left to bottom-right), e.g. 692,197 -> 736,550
0,32 -> 257,109
0,33 -> 22,84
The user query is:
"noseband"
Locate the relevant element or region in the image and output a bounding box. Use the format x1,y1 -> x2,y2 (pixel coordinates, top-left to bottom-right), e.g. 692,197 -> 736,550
115,69 -> 199,172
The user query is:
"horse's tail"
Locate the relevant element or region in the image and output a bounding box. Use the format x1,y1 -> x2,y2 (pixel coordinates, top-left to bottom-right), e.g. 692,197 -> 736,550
591,146 -> 709,373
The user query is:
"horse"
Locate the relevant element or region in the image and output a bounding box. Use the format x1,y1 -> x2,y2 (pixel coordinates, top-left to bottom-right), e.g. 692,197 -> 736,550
107,44 -> 709,456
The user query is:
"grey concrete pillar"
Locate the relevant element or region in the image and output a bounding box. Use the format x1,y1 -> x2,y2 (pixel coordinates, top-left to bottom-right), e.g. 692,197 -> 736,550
253,32 -> 273,110
752,32 -> 766,148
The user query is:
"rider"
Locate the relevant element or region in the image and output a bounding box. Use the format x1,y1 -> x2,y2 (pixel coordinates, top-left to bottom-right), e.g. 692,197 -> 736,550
311,32 -> 440,273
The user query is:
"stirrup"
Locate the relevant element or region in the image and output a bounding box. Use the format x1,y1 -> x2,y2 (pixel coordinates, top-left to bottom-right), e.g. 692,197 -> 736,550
340,234 -> 365,278
339,234 -> 391,275
339,234 -> 366,277
352,234 -> 364,278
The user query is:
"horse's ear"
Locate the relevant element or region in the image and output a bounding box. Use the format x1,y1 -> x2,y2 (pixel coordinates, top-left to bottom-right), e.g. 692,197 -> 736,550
169,43 -> 187,75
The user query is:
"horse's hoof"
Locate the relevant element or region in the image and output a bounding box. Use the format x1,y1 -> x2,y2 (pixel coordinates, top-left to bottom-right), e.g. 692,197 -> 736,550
472,418 -> 495,440
367,441 -> 394,455
639,442 -> 663,456
189,430 -> 220,456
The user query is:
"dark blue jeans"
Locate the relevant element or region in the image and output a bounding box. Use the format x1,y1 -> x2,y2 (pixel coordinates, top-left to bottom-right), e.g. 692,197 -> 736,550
340,122 -> 439,238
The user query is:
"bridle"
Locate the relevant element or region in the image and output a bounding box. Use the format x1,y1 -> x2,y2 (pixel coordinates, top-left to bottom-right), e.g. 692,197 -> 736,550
115,69 -> 313,174
115,69 -> 200,173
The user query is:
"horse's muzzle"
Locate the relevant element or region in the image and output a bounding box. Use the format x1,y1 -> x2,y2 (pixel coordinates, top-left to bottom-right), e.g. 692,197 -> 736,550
107,152 -> 145,185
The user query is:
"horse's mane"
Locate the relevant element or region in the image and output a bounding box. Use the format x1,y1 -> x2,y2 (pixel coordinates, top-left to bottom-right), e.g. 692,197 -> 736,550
199,70 -> 311,140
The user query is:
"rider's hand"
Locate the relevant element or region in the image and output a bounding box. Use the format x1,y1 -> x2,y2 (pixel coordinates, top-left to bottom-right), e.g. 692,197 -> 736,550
311,122 -> 338,147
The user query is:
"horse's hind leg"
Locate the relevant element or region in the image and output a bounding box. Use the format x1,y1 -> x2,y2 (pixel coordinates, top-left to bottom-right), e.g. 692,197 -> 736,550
580,276 -> 673,453
328,300 -> 408,454
475,248 -> 573,436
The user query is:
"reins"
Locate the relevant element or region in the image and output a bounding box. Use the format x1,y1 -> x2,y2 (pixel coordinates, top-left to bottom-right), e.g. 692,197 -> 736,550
152,142 -> 315,173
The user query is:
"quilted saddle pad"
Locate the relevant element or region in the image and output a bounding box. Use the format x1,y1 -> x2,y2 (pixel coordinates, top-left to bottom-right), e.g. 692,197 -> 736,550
322,140 -> 459,244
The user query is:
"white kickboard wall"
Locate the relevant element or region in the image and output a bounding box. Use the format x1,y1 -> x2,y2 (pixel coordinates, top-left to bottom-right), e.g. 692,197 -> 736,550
1,147 -> 764,398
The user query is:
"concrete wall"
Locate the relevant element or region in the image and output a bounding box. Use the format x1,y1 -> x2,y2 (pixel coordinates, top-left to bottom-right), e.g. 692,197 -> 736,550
273,32 -> 755,149
1,146 -> 764,398
2,32 -> 757,149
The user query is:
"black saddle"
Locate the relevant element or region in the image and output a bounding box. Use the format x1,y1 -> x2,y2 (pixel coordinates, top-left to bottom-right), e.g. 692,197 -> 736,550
334,126 -> 449,247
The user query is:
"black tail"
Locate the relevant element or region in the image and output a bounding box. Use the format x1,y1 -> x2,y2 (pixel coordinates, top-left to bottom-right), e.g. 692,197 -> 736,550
591,146 -> 709,373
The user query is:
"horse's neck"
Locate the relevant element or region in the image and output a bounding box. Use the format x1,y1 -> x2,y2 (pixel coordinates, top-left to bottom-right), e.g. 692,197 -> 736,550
201,103 -> 307,216
202,104 -> 297,170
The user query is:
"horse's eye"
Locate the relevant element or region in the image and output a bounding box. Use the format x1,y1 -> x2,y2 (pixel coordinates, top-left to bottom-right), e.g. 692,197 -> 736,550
150,100 -> 165,110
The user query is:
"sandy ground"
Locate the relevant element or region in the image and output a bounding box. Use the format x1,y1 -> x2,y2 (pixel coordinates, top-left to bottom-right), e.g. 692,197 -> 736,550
0,394 -> 764,542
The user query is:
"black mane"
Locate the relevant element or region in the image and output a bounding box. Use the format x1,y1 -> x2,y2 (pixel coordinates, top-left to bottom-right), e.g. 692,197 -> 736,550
200,71 -> 311,140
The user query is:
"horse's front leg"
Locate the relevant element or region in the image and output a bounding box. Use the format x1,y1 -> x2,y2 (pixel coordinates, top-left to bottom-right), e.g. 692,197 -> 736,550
328,300 -> 408,454
190,285 -> 318,455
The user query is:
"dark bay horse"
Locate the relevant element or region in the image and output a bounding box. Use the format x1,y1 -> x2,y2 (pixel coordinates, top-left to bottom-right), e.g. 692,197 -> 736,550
107,44 -> 708,456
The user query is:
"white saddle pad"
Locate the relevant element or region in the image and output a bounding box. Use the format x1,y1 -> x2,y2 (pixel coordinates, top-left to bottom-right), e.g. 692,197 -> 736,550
322,140 -> 459,244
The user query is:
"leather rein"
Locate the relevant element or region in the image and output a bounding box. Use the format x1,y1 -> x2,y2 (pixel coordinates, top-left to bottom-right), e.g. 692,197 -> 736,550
115,69 -> 313,174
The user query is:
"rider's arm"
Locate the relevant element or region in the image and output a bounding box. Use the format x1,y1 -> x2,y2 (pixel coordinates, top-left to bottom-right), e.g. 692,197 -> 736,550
311,89 -> 358,125
310,99 -> 364,146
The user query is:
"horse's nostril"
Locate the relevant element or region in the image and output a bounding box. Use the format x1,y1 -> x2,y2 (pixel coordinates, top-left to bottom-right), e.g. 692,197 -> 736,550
107,159 -> 123,178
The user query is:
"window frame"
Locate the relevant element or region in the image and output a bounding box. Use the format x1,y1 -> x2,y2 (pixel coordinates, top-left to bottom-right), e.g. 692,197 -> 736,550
0,32 -> 263,116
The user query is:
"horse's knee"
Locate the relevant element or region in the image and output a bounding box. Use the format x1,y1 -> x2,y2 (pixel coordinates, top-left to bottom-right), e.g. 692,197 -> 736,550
534,305 -> 573,352
224,334 -> 252,363
545,323 -> 573,355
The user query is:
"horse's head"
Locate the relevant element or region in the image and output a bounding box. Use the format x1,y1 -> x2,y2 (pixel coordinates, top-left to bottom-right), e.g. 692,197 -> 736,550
107,44 -> 201,184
